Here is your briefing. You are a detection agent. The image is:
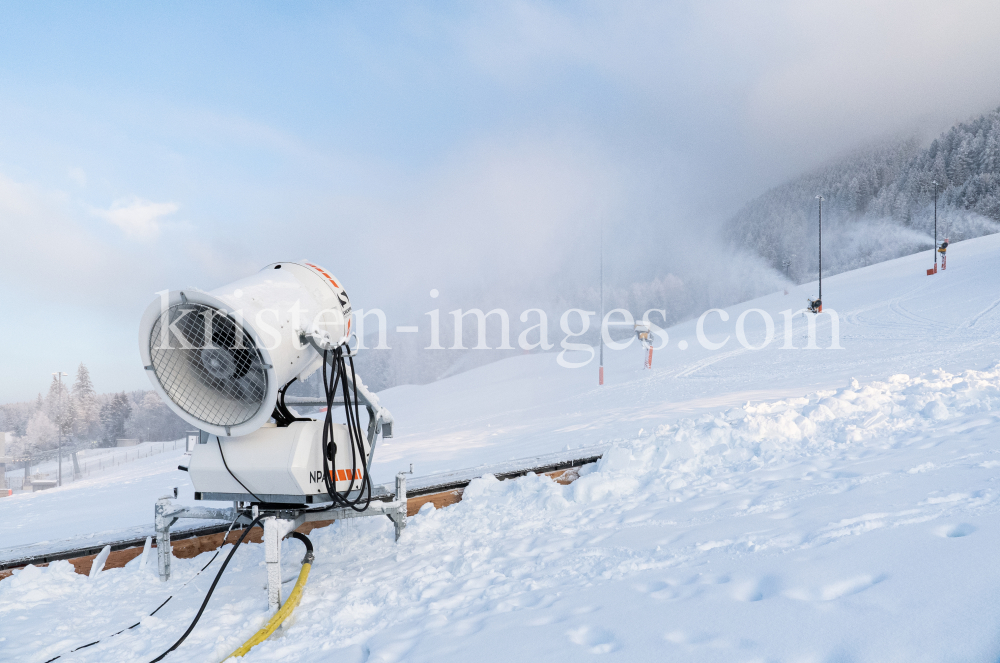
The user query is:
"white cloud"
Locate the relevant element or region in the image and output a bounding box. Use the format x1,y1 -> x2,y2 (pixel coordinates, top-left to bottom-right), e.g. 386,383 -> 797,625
92,197 -> 178,240
68,167 -> 87,188
454,0 -> 1000,198
0,173 -> 206,403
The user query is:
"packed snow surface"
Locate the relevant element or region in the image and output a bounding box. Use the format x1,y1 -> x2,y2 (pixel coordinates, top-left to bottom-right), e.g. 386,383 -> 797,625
2,235 -> 1000,662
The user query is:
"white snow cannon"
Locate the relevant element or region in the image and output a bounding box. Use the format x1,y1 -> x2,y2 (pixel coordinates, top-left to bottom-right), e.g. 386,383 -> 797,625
138,261 -> 394,506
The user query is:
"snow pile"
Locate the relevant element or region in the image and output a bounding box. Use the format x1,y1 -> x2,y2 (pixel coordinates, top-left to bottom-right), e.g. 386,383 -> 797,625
6,365 -> 1000,662
572,364 -> 1000,504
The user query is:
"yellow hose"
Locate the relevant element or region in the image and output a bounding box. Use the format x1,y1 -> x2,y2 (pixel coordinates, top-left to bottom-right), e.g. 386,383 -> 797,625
223,561 -> 312,661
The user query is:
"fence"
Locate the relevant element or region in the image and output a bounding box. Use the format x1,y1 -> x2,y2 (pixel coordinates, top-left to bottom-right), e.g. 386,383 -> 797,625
77,440 -> 184,476
3,440 -> 184,491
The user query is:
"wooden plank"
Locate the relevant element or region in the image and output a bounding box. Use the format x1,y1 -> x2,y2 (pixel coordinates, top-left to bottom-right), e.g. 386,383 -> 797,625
67,546 -> 145,575
0,521 -> 239,572
547,467 -> 581,485
404,468 -> 577,515
0,463 -> 593,582
1,447 -> 605,573
408,489 -> 464,515
296,519 -> 335,535
403,446 -> 606,498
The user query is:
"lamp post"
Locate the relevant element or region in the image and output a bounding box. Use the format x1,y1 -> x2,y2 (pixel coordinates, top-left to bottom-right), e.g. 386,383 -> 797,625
932,180 -> 939,272
815,195 -> 824,304
782,255 -> 795,278
53,371 -> 68,486
599,222 -> 604,386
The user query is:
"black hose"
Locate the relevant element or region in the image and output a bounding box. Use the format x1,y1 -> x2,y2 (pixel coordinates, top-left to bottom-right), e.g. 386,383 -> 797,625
148,514 -> 265,663
288,531 -> 315,564
273,378 -> 311,426
346,354 -> 373,508
319,349 -> 343,508
316,348 -> 372,513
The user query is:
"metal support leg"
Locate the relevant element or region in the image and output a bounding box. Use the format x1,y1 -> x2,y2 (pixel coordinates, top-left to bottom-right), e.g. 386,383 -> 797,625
264,517 -> 282,611
154,496 -> 175,581
392,472 -> 408,541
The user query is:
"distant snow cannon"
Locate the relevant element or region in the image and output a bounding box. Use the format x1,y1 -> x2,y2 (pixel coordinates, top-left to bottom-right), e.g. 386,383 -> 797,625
138,261 -> 394,506
634,321 -> 655,369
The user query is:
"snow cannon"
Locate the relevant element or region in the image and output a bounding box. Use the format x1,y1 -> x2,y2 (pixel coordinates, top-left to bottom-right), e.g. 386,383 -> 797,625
634,321 -> 655,369
138,261 -> 394,506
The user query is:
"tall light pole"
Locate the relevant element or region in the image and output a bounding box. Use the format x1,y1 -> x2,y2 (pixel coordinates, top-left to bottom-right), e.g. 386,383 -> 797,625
815,195 -> 824,304
599,222 -> 604,386
932,180 -> 939,272
53,371 -> 68,486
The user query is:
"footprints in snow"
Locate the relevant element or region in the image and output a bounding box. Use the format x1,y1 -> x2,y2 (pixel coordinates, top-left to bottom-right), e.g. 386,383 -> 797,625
733,573 -> 885,603
664,629 -> 722,647
784,574 -> 887,602
633,573 -> 732,601
634,570 -> 887,606
732,575 -> 781,602
566,625 -> 619,654
935,522 -> 977,538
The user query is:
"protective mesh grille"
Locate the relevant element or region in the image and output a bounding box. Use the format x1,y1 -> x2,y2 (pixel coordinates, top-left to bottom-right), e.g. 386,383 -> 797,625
148,304 -> 268,427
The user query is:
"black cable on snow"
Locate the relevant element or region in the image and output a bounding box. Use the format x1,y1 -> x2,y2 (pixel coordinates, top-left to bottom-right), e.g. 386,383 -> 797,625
42,512 -> 246,663
147,514 -> 265,663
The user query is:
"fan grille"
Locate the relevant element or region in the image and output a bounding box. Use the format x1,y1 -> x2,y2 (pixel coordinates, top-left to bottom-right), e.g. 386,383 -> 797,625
148,304 -> 269,427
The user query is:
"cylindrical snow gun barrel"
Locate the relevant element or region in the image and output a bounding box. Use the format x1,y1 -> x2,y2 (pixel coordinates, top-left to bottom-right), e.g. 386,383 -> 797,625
138,262 -> 352,438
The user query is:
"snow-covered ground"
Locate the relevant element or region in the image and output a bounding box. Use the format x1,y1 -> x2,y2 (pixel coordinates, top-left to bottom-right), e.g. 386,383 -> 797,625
373,232 -> 1000,479
2,235 -> 1000,662
5,440 -> 186,485
0,448 -> 222,563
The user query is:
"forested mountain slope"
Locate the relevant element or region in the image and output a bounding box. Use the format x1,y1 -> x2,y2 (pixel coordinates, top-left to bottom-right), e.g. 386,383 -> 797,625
726,107 -> 1000,281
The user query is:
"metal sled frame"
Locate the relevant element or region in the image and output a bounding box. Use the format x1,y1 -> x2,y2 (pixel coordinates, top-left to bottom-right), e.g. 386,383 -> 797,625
154,472 -> 408,609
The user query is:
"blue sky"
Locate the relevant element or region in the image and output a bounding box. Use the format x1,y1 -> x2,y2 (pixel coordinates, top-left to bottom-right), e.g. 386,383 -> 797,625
2,1 -> 1000,402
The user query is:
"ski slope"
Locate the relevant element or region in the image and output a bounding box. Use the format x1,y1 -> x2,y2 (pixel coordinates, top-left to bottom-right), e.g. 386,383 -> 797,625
2,235 -> 1000,662
372,233 -> 1000,477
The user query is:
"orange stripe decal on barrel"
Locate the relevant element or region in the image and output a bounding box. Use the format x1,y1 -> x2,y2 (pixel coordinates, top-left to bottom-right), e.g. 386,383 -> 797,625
305,262 -> 341,289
